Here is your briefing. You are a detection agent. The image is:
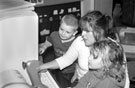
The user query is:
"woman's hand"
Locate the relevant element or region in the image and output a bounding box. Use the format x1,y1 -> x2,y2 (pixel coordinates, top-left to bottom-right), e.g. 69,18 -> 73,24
36,64 -> 48,73
37,60 -> 60,73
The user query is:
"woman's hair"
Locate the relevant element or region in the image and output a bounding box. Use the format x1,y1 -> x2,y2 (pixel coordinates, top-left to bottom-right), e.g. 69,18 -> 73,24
61,14 -> 79,31
90,38 -> 126,81
80,10 -> 111,41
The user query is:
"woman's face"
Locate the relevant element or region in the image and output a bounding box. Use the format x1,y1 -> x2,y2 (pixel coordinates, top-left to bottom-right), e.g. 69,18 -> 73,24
81,23 -> 95,46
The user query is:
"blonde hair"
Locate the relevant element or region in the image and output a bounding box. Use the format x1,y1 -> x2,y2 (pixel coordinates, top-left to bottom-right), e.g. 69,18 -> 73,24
90,38 -> 126,81
61,14 -> 78,31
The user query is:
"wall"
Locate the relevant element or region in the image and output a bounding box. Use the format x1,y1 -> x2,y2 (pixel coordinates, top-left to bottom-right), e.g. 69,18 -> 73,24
94,0 -> 113,17
81,0 -> 113,17
33,0 -> 80,6
81,0 -> 94,16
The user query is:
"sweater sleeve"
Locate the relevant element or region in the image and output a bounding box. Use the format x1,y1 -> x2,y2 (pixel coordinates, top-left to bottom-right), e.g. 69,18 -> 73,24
56,36 -> 81,70
47,31 -> 57,44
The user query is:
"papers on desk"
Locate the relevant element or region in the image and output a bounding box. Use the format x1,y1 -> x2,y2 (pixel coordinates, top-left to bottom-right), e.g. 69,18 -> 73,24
119,27 -> 135,37
117,27 -> 135,58
119,27 -> 135,45
122,44 -> 135,53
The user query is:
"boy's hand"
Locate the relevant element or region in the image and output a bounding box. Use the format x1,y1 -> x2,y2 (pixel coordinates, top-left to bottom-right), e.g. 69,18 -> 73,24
40,29 -> 50,36
39,47 -> 45,54
71,63 -> 78,83
71,73 -> 77,83
39,43 -> 47,54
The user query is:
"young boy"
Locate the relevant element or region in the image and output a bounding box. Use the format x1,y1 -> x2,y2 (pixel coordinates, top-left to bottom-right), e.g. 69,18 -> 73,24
39,14 -> 78,58
73,38 -> 126,88
39,14 -> 79,87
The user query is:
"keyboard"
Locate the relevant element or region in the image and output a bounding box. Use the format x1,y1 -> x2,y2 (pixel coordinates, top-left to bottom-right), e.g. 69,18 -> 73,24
40,70 -> 60,88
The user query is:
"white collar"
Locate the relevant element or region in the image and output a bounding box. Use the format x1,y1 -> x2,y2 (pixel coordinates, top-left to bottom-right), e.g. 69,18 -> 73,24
61,36 -> 75,43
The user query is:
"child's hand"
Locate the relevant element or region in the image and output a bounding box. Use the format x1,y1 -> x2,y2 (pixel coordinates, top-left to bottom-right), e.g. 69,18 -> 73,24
71,73 -> 77,83
40,29 -> 50,36
39,47 -> 45,54
71,64 -> 78,83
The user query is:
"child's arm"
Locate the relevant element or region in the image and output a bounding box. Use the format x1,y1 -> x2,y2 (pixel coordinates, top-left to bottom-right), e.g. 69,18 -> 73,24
39,39 -> 52,54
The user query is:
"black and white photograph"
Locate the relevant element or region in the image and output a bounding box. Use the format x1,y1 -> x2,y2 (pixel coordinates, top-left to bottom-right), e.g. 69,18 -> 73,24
0,0 -> 135,88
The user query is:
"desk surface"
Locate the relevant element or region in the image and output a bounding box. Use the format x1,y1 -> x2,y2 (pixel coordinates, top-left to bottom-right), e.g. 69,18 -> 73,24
126,52 -> 135,61
115,27 -> 135,61
122,44 -> 135,61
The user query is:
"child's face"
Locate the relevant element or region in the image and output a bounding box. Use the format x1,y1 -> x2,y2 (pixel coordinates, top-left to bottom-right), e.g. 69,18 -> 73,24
88,45 -> 110,69
88,53 -> 104,69
59,22 -> 77,40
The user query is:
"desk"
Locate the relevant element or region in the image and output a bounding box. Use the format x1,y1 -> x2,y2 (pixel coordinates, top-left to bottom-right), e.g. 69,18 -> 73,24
122,45 -> 135,61
116,27 -> 135,61
125,52 -> 135,61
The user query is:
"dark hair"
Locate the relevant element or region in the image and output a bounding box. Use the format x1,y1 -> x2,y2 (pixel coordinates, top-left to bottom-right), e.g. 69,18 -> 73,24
80,10 -> 111,41
90,38 -> 126,82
